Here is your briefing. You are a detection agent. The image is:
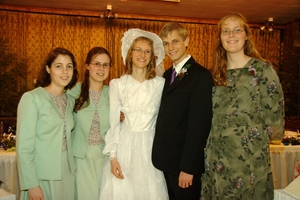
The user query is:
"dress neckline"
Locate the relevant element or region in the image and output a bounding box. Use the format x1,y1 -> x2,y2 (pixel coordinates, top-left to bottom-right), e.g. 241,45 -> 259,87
226,57 -> 254,71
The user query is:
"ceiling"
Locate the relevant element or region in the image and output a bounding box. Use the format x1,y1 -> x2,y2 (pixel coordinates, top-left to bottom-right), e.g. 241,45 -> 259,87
1,0 -> 300,25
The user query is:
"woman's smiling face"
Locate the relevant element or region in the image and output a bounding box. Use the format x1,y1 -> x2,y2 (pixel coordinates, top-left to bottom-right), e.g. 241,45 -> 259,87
220,17 -> 248,55
131,40 -> 152,69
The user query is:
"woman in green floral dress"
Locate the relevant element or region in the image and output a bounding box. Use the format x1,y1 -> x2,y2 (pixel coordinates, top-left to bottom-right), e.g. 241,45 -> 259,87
201,13 -> 285,200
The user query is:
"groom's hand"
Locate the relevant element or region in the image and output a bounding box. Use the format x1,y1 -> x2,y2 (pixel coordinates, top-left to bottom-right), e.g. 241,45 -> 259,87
178,171 -> 193,188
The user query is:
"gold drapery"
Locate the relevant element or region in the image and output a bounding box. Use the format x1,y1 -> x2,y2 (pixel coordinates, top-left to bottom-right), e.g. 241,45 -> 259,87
0,10 -> 281,88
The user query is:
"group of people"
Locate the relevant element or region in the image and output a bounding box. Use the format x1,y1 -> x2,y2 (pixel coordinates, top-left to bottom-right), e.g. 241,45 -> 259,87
16,12 -> 284,200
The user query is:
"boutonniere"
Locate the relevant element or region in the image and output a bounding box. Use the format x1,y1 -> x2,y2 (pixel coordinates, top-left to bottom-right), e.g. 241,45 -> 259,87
176,64 -> 191,80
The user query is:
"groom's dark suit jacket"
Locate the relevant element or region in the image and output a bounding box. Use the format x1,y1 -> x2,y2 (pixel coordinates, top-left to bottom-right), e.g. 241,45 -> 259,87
152,56 -> 213,176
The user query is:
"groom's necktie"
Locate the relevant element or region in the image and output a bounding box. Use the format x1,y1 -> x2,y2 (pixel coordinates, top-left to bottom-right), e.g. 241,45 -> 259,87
170,68 -> 176,85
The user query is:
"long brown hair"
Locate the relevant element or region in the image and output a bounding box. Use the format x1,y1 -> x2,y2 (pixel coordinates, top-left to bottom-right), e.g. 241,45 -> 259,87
211,13 -> 266,86
124,36 -> 156,80
74,47 -> 112,112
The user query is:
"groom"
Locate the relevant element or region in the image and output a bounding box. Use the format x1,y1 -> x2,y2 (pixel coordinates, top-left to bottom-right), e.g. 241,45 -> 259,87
152,22 -> 213,200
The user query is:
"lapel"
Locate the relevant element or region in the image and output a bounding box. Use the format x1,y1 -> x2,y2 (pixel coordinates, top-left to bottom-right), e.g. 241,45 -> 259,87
39,87 -> 64,119
164,67 -> 173,87
163,57 -> 195,96
97,86 -> 107,108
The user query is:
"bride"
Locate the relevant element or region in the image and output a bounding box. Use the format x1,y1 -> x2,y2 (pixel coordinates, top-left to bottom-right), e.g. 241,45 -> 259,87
99,29 -> 168,200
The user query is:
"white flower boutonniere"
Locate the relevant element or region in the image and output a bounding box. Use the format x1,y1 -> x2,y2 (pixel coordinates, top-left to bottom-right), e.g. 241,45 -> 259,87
176,64 -> 191,81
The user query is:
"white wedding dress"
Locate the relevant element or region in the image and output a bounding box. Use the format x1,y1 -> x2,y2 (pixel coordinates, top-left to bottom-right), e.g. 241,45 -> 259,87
99,75 -> 168,200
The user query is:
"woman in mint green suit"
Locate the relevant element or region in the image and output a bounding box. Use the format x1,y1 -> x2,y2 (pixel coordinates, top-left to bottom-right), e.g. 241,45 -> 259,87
68,47 -> 111,200
16,47 -> 78,200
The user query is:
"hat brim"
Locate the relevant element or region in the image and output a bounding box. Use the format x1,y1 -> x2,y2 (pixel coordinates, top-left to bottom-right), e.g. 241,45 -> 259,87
121,28 -> 165,66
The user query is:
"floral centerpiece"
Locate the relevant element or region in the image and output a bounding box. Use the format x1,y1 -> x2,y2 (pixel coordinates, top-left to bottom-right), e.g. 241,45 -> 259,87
281,137 -> 300,146
281,137 -> 290,146
1,137 -> 15,150
0,124 -> 16,151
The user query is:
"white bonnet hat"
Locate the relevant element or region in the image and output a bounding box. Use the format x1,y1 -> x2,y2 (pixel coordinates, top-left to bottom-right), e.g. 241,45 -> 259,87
121,28 -> 165,66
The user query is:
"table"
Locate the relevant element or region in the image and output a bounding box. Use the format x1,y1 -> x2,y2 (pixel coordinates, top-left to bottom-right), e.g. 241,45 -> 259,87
270,144 -> 300,189
0,150 -> 19,200
0,188 -> 16,200
274,189 -> 300,200
0,144 -> 299,199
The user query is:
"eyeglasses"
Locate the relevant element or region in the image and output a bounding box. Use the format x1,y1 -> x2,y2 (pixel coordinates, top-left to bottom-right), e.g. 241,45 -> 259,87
221,28 -> 245,35
132,48 -> 152,56
90,62 -> 110,68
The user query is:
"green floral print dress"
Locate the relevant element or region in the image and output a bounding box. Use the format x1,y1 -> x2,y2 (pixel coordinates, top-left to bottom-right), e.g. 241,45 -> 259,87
201,58 -> 285,200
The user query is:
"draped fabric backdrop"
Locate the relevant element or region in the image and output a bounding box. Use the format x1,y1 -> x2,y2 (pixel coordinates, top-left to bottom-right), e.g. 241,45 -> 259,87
0,10 -> 281,89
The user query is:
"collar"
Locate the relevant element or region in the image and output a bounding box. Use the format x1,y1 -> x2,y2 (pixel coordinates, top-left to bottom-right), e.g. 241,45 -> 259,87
172,55 -> 191,74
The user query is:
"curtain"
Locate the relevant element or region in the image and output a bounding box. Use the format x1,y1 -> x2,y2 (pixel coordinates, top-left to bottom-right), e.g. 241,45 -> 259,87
0,10 -> 281,88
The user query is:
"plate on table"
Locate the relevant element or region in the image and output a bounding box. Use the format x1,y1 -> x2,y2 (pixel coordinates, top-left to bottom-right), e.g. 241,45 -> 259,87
271,139 -> 282,145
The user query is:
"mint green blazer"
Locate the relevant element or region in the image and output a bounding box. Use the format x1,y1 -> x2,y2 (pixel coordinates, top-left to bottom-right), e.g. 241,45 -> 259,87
68,83 -> 110,159
16,87 -> 76,190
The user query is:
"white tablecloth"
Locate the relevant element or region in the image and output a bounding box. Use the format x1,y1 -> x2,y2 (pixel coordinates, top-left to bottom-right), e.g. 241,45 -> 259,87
0,150 -> 19,200
1,144 -> 300,198
270,144 -> 300,189
0,188 -> 15,200
274,189 -> 300,200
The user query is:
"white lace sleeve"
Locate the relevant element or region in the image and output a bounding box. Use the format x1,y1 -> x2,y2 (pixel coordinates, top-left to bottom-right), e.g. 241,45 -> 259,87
102,79 -> 121,159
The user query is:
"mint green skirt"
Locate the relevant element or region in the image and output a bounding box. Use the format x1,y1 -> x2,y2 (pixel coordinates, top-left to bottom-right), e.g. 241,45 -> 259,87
20,150 -> 75,200
75,144 -> 107,200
